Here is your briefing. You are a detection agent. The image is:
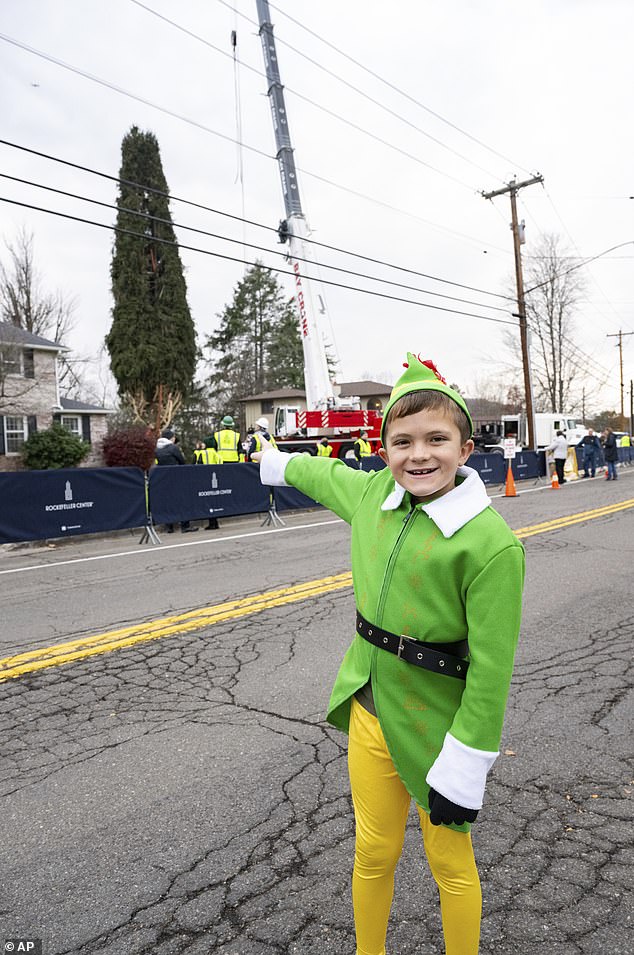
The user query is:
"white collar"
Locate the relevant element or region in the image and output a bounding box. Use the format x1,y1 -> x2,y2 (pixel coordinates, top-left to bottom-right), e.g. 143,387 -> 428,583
380,465 -> 491,538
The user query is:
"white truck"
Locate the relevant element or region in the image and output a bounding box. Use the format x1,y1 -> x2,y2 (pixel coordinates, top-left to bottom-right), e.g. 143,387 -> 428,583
499,413 -> 586,449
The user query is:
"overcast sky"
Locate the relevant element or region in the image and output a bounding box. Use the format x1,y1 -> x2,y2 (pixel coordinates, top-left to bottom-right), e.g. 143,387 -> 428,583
2,0 -> 633,412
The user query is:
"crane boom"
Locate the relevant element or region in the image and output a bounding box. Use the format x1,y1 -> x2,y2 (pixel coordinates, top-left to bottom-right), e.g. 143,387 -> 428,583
256,0 -> 336,411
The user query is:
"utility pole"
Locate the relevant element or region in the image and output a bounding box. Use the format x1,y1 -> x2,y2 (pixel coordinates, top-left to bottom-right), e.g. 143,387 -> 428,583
606,330 -> 634,428
482,175 -> 543,449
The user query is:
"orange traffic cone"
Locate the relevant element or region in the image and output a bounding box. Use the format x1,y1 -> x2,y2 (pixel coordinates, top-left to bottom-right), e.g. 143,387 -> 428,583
551,468 -> 560,489
505,462 -> 518,497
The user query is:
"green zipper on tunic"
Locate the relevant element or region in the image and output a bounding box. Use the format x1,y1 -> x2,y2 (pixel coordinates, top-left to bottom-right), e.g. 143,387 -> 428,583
375,502 -> 419,626
368,501 -> 419,720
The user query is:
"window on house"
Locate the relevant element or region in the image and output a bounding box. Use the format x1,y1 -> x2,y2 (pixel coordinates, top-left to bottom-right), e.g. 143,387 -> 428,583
61,415 -> 81,437
23,349 -> 35,378
261,400 -> 274,414
4,415 -> 28,453
0,345 -> 22,377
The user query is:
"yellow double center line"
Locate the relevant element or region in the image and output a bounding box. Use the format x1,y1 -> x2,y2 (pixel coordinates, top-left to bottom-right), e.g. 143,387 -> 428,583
0,573 -> 353,682
512,497 -> 634,538
2,498 -> 633,683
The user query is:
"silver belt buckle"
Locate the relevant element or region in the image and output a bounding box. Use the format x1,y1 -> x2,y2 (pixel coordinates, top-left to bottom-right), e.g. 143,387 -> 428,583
397,634 -> 406,659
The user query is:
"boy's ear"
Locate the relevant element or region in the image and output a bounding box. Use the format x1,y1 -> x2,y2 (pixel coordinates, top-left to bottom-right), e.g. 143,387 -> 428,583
378,446 -> 389,465
459,438 -> 475,465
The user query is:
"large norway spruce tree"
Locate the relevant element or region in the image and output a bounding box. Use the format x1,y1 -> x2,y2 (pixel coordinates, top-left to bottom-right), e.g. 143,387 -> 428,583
107,127 -> 196,428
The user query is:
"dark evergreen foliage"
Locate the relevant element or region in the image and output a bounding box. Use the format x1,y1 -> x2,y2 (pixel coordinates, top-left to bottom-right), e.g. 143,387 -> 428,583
206,263 -> 304,420
106,127 -> 197,423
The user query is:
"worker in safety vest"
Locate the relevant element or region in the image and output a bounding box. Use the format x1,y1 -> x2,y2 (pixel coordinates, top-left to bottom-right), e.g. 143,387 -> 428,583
353,430 -> 372,466
316,438 -> 333,457
208,415 -> 243,462
193,440 -> 222,529
193,441 -> 220,465
245,417 -> 277,462
621,432 -> 631,464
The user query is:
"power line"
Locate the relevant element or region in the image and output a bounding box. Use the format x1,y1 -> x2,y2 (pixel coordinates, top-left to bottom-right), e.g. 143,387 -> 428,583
128,0 -> 479,193
544,188 -> 634,332
0,194 -> 520,327
0,139 -> 513,301
532,332 -> 614,387
286,85 -> 476,191
209,0 -> 502,183
0,171 -> 513,315
524,241 -> 634,295
263,0 -> 533,176
0,33 -> 512,259
131,0 -> 480,191
0,31 -> 272,160
524,310 -> 616,383
519,189 -> 631,339
511,198 -> 624,346
296,165 -> 510,257
495,194 -> 632,384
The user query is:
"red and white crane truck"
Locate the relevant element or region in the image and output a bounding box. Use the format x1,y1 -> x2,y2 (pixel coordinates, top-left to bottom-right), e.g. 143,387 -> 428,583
256,1 -> 382,458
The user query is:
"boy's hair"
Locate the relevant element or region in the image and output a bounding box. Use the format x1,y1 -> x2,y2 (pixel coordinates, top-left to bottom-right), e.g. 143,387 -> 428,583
383,390 -> 472,444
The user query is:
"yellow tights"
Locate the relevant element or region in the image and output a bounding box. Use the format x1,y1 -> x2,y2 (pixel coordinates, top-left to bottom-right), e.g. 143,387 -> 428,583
348,698 -> 482,955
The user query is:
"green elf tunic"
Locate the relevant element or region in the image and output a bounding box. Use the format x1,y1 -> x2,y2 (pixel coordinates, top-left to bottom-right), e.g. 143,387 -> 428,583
260,451 -> 525,829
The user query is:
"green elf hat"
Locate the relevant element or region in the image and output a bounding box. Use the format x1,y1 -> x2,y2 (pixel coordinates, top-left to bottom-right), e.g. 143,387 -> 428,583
381,352 -> 473,442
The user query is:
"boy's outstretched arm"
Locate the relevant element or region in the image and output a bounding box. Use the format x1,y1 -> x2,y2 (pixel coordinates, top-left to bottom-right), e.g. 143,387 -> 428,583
253,438 -> 372,525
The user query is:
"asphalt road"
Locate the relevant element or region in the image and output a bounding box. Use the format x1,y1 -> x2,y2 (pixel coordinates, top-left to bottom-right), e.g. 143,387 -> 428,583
1,468 -> 633,954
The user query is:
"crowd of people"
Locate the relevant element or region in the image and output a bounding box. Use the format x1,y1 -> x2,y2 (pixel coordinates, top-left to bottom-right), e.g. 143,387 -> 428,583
155,419 -> 379,475
154,416 -> 631,533
547,426 -> 631,484
152,416 -> 383,533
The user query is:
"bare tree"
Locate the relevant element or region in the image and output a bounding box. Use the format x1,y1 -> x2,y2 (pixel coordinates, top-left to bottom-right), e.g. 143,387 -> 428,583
0,227 -> 85,397
504,233 -> 589,413
0,228 -> 76,337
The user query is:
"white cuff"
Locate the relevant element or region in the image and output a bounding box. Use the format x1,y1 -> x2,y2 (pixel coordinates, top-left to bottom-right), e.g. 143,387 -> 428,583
258,448 -> 297,486
426,733 -> 498,810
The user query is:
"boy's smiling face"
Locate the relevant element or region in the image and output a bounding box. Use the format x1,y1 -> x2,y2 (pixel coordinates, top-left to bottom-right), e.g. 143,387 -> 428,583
378,407 -> 474,503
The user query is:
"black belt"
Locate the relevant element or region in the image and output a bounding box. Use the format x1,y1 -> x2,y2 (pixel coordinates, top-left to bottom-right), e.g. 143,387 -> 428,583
356,612 -> 469,681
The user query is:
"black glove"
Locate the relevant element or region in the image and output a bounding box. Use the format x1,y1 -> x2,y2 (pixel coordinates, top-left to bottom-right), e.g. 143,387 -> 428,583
428,787 -> 478,827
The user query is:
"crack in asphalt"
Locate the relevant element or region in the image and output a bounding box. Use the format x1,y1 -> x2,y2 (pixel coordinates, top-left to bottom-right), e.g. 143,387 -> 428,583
1,580 -> 632,954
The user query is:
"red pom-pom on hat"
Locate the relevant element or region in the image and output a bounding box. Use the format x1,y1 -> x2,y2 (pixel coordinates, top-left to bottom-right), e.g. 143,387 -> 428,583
420,357 -> 447,384
402,354 -> 447,384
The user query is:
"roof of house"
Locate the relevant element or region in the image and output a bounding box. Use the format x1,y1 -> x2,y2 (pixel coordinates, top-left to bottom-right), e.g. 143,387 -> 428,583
338,380 -> 392,397
0,321 -> 65,351
241,381 -> 393,402
240,388 -> 307,401
60,397 -> 114,414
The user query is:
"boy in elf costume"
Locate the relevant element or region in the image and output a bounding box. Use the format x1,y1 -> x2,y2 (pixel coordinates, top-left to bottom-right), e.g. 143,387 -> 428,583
253,353 -> 525,955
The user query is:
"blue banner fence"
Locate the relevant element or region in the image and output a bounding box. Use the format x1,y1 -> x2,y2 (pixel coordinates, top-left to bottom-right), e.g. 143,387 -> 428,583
0,467 -> 147,545
2,448 -> 630,545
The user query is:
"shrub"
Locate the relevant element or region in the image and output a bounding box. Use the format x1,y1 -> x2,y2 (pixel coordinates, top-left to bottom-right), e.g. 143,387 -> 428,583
21,423 -> 91,470
101,427 -> 157,470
